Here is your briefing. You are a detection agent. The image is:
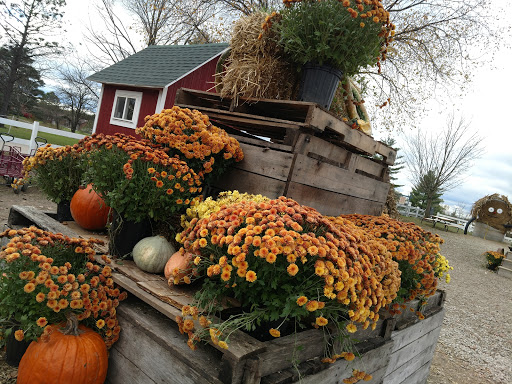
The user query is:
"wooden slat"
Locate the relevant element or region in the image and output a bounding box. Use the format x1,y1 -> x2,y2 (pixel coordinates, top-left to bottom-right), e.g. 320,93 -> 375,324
110,301 -> 223,384
307,108 -> 396,165
390,309 -> 445,352
382,343 -> 437,384
210,168 -> 287,199
290,154 -> 390,202
112,272 -> 266,362
112,259 -> 167,283
299,340 -> 394,384
235,143 -> 294,182
176,88 -> 316,123
396,360 -> 432,384
137,279 -> 196,309
107,348 -> 157,384
233,134 -> 293,153
286,182 -> 386,217
8,205 -> 78,238
257,329 -> 325,377
177,104 -> 309,130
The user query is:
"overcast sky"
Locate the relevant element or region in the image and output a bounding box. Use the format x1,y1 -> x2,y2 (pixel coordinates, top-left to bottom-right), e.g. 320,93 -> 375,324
57,1 -> 511,215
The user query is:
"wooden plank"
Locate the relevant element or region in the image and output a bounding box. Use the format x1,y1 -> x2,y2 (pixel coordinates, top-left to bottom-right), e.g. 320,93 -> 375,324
299,339 -> 394,384
393,290 -> 444,330
307,108 -> 396,165
7,205 -> 79,238
235,143 -> 294,182
112,259 -> 166,283
137,279 -> 196,309
293,133 -> 389,180
386,325 -> 442,375
176,88 -> 316,123
257,329 -> 325,377
396,360 -> 432,384
290,154 -> 389,202
177,104 -> 309,130
107,348 -> 157,384
390,309 -> 445,352
286,182 -> 385,216
112,303 -> 222,384
383,341 -> 437,384
112,272 -> 266,362
233,134 -> 293,153
210,168 -> 287,199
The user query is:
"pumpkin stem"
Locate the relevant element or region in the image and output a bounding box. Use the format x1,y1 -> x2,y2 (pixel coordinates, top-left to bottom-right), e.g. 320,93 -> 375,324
60,313 -> 84,336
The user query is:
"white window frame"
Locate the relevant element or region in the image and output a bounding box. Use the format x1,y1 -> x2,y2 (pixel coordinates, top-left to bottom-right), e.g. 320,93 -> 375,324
110,90 -> 143,129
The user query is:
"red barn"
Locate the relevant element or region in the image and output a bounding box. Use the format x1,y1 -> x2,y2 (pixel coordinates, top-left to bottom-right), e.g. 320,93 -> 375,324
87,43 -> 229,135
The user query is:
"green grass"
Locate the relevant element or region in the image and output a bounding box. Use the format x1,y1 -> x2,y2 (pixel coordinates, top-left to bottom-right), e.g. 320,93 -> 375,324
1,126 -> 82,146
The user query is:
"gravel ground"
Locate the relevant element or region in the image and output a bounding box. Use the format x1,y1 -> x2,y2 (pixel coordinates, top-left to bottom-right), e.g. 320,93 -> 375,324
425,226 -> 512,384
0,187 -> 511,383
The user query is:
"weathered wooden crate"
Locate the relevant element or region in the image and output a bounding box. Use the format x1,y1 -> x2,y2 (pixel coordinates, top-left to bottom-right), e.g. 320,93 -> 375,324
105,258 -> 444,384
6,205 -> 445,384
175,88 -> 397,216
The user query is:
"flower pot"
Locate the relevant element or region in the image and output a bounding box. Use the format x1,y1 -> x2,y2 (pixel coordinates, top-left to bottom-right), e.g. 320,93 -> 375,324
297,63 -> 343,109
5,328 -> 30,367
108,211 -> 153,258
56,200 -> 73,222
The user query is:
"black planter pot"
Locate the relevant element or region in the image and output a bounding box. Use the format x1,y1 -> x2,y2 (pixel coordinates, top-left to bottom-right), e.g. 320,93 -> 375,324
297,62 -> 343,109
108,211 -> 153,258
5,328 -> 30,367
56,200 -> 73,222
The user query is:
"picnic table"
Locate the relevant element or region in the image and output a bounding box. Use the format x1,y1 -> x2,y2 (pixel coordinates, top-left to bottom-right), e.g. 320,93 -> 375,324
421,214 -> 467,232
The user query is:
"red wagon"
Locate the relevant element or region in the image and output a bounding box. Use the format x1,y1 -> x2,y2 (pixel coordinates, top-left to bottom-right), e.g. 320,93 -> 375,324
0,133 -> 29,193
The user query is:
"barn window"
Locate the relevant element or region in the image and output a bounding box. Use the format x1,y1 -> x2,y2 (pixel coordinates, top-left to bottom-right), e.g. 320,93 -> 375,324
110,90 -> 143,129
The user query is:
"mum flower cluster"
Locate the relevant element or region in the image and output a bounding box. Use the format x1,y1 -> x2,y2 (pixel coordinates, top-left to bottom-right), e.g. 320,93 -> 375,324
22,144 -> 84,203
180,190 -> 269,230
0,226 -> 127,348
484,251 -> 506,271
136,106 -> 244,183
341,214 -> 444,302
175,196 -> 401,351
79,133 -> 202,223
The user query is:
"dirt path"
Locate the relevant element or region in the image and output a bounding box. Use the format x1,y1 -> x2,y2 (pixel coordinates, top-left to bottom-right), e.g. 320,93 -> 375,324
0,188 -> 511,383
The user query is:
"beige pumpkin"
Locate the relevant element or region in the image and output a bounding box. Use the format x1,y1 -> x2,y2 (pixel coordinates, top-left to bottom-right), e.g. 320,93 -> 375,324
132,236 -> 175,274
164,250 -> 196,284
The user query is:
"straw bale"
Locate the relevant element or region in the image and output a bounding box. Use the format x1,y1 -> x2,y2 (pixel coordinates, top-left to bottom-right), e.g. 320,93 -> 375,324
471,193 -> 512,231
218,12 -> 298,103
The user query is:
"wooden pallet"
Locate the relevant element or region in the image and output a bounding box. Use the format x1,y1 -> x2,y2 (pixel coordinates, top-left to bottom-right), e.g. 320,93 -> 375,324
175,88 -> 396,165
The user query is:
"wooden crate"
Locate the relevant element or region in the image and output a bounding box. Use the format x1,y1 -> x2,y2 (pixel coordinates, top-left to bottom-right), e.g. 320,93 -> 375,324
105,258 -> 444,384
6,205 -> 445,384
175,89 -> 397,216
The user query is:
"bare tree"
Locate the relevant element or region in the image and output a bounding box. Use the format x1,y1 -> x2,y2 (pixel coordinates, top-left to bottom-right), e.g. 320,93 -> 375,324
56,63 -> 98,132
0,0 -> 66,117
403,115 -> 484,217
363,0 -> 504,131
84,0 -> 215,67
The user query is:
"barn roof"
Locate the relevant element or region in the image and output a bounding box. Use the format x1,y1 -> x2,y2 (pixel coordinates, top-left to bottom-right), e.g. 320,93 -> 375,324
87,43 -> 229,88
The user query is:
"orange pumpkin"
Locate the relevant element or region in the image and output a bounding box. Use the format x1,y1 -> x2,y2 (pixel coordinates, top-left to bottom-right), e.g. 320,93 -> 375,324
17,314 -> 108,384
165,250 -> 196,283
70,184 -> 111,230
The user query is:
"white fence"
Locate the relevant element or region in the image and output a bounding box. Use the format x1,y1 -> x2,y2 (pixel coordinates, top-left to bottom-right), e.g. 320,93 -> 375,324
0,117 -> 85,154
397,204 -> 425,218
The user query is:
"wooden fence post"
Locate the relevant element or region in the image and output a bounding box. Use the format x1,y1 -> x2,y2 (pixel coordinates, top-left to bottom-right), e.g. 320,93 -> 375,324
29,121 -> 39,154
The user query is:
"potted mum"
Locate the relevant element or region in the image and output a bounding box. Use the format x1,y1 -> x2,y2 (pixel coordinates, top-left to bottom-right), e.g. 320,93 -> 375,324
0,226 -> 126,367
274,0 -> 395,108
79,132 -> 203,257
22,144 -> 85,221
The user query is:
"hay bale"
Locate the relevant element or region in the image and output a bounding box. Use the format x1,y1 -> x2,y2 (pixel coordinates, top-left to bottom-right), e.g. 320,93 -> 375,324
218,12 -> 298,103
471,193 -> 512,232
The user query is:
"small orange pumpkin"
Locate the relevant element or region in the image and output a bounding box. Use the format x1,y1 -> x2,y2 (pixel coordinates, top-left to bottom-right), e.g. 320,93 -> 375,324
17,314 -> 108,384
70,184 -> 110,230
165,250 -> 196,284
